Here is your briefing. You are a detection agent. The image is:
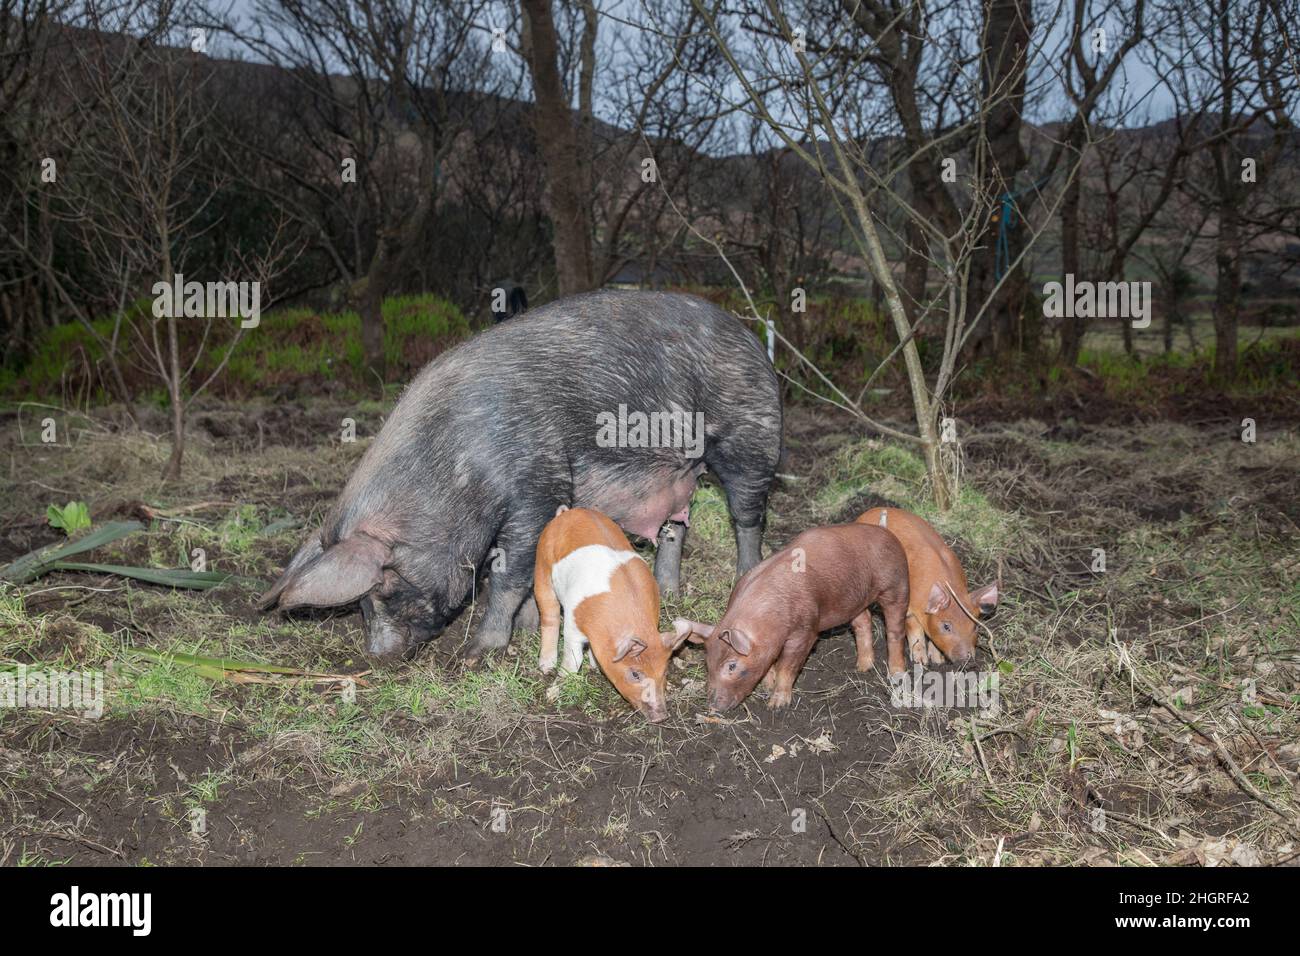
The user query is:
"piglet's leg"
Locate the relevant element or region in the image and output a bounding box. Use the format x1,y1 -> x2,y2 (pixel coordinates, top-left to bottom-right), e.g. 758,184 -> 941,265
885,603 -> 910,676
851,611 -> 875,672
905,614 -> 928,667
560,626 -> 585,674
534,563 -> 561,674
768,635 -> 816,709
927,639 -> 945,666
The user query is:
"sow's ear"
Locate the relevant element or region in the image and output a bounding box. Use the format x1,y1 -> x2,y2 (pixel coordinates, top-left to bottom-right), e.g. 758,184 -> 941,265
718,628 -> 752,656
673,618 -> 714,645
969,581 -> 1000,616
258,532 -> 390,610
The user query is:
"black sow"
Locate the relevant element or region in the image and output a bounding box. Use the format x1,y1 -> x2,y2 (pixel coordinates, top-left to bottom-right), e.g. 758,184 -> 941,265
259,290 -> 783,661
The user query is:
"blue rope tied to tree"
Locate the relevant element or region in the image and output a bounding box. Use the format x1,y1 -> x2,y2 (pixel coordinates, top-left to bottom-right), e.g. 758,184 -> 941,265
995,175 -> 1051,281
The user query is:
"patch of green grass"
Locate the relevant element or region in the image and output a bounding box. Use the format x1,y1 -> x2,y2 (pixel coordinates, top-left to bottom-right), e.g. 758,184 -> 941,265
547,668 -> 610,714
816,440 -> 928,516
4,293 -> 470,402
437,662 -> 538,714
814,438 -> 1019,555
17,847 -> 70,866
187,770 -> 233,806
187,505 -> 263,558
380,294 -> 470,370
209,293 -> 469,389
115,652 -> 216,716
0,590 -> 36,658
688,484 -> 731,548
1077,334 -> 1300,399
0,587 -> 118,669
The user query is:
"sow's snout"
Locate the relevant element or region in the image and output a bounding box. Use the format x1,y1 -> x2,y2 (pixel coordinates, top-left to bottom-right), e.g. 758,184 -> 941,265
359,597 -> 410,660
359,596 -> 442,662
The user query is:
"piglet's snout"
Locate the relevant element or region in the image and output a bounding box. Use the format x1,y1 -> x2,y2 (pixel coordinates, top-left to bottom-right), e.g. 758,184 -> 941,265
640,683 -> 669,722
951,646 -> 977,668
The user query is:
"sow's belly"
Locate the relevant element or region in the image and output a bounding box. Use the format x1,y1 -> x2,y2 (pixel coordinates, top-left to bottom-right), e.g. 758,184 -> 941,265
575,465 -> 704,542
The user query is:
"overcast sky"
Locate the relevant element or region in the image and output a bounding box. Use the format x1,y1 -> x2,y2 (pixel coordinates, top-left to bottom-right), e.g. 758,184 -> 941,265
204,0 -> 1177,134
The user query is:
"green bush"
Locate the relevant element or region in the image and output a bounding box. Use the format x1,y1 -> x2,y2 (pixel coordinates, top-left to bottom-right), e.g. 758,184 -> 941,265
4,293 -> 470,402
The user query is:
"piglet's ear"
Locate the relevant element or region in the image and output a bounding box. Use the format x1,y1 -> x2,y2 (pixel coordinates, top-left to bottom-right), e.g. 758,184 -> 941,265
264,531 -> 390,610
673,618 -> 713,644
662,621 -> 693,653
719,628 -> 752,656
613,635 -> 647,662
925,582 -> 951,615
969,581 -> 1000,616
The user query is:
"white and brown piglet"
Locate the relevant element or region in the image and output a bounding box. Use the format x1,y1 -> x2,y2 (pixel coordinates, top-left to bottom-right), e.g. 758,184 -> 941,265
533,507 -> 691,722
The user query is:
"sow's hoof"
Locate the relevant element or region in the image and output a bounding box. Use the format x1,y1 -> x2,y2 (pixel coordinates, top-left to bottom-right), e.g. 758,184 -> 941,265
463,633 -> 511,666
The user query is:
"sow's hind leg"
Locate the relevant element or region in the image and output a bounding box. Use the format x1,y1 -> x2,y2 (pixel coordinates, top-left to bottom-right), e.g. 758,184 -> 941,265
706,434 -> 779,579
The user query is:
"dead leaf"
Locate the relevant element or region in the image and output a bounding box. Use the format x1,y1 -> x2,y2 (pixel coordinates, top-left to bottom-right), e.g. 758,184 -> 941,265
802,731 -> 838,754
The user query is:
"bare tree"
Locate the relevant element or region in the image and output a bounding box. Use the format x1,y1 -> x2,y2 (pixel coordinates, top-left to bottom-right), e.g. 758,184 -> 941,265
26,1 -> 300,478
0,1 -> 71,361
593,0 -> 724,287
0,0 -> 144,418
1037,0 -> 1148,364
520,0 -> 597,295
1155,0 -> 1299,377
684,0 -> 1073,508
234,0 -> 500,378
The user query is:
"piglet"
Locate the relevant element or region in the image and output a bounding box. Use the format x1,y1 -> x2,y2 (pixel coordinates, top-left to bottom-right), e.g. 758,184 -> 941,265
856,507 -> 999,668
676,523 -> 910,711
534,507 -> 690,722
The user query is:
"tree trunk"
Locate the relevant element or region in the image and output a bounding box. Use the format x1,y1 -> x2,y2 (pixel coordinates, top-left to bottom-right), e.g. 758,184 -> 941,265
967,0 -> 1033,361
351,240 -> 393,383
1162,279 -> 1175,354
902,218 -> 929,326
521,0 -> 596,297
1213,203 -> 1241,378
161,312 -> 184,481
1058,166 -> 1083,365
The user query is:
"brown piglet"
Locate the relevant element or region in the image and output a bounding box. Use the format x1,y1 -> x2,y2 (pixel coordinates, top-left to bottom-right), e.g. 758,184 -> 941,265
855,507 -> 999,668
676,523 -> 910,711
534,507 -> 690,722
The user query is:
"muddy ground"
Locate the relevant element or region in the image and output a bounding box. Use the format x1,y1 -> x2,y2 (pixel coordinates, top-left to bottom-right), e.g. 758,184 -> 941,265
1,386 -> 1298,866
